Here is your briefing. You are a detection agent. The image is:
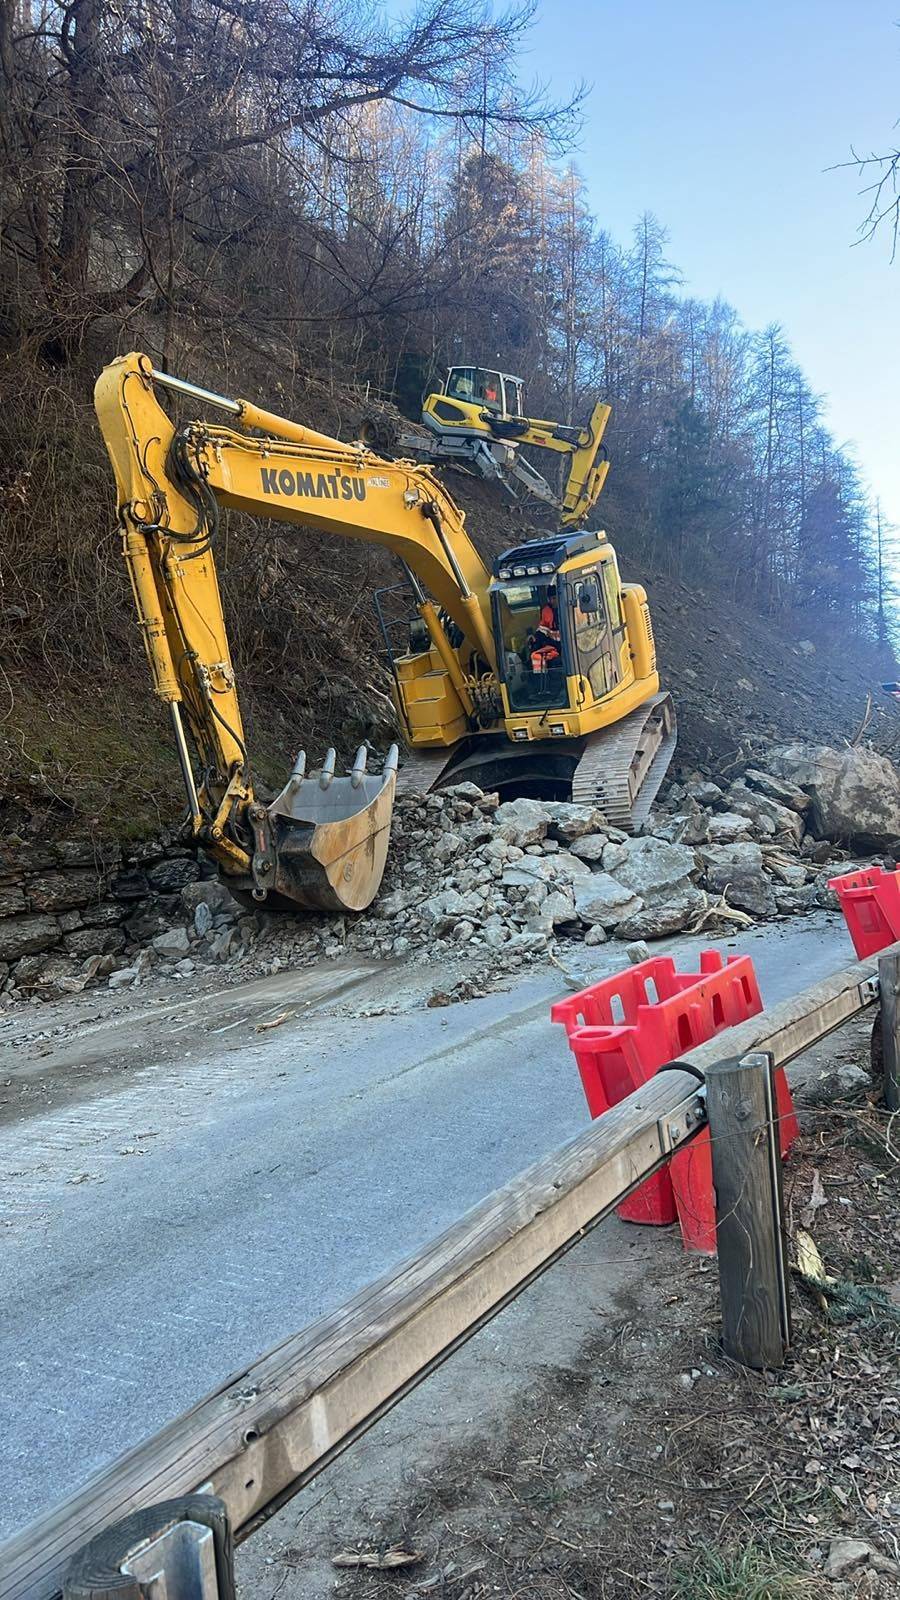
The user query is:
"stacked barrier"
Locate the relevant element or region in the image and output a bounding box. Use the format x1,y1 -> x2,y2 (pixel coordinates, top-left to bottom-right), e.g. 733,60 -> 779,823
551,949 -> 799,1252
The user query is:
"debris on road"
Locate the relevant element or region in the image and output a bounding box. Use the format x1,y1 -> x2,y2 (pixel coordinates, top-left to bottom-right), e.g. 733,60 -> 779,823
255,1010 -> 296,1033
1,741 -> 897,1009
332,1544 -> 424,1570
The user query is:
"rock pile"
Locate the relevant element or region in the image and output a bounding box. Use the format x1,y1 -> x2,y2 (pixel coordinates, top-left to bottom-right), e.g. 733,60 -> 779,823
233,747 -> 893,979
4,741 -> 897,1003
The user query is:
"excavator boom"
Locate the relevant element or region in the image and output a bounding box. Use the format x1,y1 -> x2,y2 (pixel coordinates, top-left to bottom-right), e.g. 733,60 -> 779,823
95,352 -> 402,910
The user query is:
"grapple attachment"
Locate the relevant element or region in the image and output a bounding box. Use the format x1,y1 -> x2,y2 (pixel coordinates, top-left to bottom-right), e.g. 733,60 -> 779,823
242,745 -> 398,912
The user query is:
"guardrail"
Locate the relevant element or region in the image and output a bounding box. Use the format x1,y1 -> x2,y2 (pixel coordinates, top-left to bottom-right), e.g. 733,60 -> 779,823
2,942 -> 896,1600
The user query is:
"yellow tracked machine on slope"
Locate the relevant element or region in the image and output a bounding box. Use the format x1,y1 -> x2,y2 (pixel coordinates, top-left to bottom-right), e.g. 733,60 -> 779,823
366,363 -> 612,526
95,353 -> 676,914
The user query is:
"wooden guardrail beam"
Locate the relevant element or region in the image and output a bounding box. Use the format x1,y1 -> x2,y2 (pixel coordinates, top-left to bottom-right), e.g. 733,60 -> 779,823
0,1068 -> 705,1600
1,940 -> 891,1600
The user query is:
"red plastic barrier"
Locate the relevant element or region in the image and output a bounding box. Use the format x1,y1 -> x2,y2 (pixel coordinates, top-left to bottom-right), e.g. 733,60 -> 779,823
829,865 -> 900,959
551,950 -> 799,1252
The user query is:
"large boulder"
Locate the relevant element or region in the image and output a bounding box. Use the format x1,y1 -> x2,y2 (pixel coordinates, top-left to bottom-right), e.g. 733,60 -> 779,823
612,837 -> 703,936
494,797 -> 550,848
147,856 -> 202,893
540,801 -> 608,844
618,884 -> 705,940
574,873 -> 643,929
743,768 -> 812,816
706,811 -> 751,844
700,842 -> 775,919
570,833 -> 608,863
651,801 -> 709,846
151,925 -> 193,958
28,870 -> 98,913
12,953 -> 83,994
79,901 -> 128,929
764,743 -> 900,851
613,837 -> 698,902
0,913 -> 60,961
0,884 -> 26,918
501,852 -> 590,895
532,887 -> 578,930
62,927 -> 127,957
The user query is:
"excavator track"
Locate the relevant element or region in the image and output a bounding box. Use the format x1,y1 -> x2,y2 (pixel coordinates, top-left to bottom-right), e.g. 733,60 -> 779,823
571,692 -> 677,831
394,748 -> 456,798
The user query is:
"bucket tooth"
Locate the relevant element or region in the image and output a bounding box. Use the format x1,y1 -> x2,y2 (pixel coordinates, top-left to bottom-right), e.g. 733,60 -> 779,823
350,746 -> 368,788
319,748 -> 336,789
286,749 -> 307,796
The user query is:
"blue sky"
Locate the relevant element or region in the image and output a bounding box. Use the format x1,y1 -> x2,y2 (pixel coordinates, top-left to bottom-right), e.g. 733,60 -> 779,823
522,0 -> 900,527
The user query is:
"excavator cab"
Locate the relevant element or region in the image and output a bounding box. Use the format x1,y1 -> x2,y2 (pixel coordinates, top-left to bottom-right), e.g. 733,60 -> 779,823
423,368 -> 526,439
491,532 -> 639,720
484,529 -> 675,827
439,367 -> 525,420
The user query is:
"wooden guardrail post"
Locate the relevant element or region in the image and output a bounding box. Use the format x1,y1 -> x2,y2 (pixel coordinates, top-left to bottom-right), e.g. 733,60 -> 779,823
706,1051 -> 791,1369
878,952 -> 900,1112
63,1496 -> 234,1600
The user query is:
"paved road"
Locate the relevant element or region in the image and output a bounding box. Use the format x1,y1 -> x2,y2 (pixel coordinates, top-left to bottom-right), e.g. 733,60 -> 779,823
0,913 -> 852,1539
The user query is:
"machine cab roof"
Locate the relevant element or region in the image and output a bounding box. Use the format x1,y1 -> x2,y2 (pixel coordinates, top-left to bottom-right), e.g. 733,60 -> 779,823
491,529 -> 605,580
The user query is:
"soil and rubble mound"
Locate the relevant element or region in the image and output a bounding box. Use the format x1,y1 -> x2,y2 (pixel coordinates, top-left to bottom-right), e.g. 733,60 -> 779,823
3,741 -> 897,1007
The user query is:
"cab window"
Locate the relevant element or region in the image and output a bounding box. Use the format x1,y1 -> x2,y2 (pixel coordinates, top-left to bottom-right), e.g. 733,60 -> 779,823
446,367 -> 477,402
502,377 -> 524,416
573,568 -> 621,700
478,370 -> 502,410
493,581 -> 570,712
602,560 -> 624,634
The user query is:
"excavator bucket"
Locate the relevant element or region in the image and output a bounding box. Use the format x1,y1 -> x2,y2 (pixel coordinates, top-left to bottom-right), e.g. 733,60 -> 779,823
257,745 -> 399,912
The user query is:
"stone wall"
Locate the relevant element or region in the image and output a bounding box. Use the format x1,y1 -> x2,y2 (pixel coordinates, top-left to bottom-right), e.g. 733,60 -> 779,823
0,832 -> 209,1001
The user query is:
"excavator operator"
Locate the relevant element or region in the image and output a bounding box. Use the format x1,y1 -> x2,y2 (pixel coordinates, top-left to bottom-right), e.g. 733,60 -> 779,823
529,585 -> 561,674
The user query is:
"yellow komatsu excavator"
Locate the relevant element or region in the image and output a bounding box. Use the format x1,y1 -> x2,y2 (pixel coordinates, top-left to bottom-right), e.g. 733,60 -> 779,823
401,364 -> 612,526
95,352 -> 676,914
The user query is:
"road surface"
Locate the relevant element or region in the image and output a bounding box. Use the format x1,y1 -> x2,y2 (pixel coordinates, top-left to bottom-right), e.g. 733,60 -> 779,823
0,913 -> 852,1541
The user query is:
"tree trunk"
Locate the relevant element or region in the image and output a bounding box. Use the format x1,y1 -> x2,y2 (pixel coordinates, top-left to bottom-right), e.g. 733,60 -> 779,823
56,0 -> 101,304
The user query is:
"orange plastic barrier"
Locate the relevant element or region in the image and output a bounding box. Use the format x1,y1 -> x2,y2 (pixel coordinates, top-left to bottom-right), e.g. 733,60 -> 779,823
829,865 -> 900,959
551,950 -> 799,1252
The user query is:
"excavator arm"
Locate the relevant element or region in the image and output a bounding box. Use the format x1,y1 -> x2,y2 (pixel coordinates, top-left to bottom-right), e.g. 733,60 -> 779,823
419,382 -> 612,528
491,400 -> 612,528
95,352 -> 499,908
